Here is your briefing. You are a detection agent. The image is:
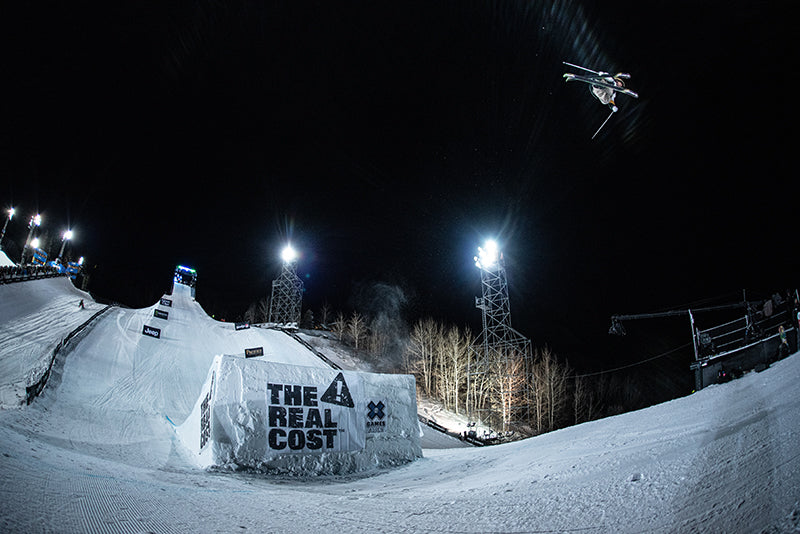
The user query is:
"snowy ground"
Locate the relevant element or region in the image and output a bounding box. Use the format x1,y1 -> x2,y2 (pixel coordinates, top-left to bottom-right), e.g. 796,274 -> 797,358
1,279 -> 799,532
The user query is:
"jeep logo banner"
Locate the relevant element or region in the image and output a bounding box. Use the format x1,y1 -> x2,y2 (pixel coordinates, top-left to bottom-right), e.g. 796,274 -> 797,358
266,370 -> 365,453
142,325 -> 161,339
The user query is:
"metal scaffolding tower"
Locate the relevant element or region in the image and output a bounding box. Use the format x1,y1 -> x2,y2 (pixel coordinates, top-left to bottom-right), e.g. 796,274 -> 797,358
468,241 -> 533,433
268,256 -> 303,326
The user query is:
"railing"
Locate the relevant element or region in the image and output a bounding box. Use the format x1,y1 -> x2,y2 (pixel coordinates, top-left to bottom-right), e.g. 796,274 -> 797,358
697,307 -> 793,358
0,266 -> 68,285
25,305 -> 113,405
276,328 -> 342,370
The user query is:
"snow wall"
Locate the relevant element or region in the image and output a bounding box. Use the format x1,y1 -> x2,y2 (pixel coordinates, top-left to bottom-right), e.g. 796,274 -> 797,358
177,355 -> 421,474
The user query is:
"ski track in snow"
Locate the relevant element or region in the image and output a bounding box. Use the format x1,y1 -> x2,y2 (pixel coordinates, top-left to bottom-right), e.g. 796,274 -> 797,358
2,279 -> 800,533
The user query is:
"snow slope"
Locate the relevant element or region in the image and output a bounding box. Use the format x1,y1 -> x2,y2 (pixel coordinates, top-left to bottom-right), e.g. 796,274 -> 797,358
0,277 -> 101,405
1,279 -> 799,532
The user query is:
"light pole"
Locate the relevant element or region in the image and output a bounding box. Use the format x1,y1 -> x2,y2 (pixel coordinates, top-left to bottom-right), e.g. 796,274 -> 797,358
57,229 -> 73,261
0,208 -> 14,250
269,244 -> 304,326
468,238 -> 532,434
21,214 -> 41,265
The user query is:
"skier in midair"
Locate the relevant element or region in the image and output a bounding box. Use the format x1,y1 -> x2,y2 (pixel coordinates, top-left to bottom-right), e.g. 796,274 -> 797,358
562,62 -> 638,138
588,73 -> 630,112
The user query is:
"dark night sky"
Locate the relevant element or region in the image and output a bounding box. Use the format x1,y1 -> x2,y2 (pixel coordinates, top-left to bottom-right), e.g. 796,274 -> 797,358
2,1 -> 796,374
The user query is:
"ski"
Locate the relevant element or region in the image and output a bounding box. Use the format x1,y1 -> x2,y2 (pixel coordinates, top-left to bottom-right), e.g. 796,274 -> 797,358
563,74 -> 639,99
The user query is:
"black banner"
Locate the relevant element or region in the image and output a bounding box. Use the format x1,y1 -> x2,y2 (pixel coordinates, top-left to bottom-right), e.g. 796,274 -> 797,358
235,322 -> 250,331
244,347 -> 264,358
142,325 -> 161,339
160,298 -> 172,307
154,309 -> 169,320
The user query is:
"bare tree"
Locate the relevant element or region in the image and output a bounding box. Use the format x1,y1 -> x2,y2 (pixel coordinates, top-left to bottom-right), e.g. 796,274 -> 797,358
319,301 -> 331,328
256,297 -> 270,324
347,310 -> 367,351
439,326 -> 469,414
331,311 -> 347,342
573,374 -> 598,425
531,346 -> 570,434
243,302 -> 257,324
367,317 -> 389,361
486,349 -> 527,433
466,345 -> 492,425
406,318 -> 441,397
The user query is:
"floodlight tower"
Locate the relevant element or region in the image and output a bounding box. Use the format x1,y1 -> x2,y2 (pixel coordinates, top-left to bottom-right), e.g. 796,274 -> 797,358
469,240 -> 533,434
268,244 -> 304,327
20,213 -> 41,265
0,208 -> 14,249
57,229 -> 73,261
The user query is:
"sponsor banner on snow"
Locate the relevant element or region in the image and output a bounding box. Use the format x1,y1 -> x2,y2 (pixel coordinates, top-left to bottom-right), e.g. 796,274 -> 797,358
142,325 -> 161,339
244,347 -> 264,358
366,399 -> 387,433
200,372 -> 215,450
154,309 -> 169,320
235,322 -> 250,331
160,297 -> 172,307
266,370 -> 365,453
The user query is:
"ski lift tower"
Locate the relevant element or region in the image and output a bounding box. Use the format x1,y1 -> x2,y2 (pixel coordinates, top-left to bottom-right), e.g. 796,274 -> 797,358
269,244 -> 304,327
469,240 -> 533,434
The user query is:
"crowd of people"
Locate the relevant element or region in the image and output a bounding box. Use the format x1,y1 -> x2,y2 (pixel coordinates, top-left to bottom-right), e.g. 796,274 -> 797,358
0,263 -> 65,284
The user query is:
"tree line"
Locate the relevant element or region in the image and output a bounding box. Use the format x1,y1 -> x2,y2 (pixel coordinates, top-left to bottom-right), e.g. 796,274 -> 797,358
242,297 -> 657,438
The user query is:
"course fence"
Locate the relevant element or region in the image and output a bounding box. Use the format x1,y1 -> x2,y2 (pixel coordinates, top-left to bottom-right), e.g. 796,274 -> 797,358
25,305 -> 114,405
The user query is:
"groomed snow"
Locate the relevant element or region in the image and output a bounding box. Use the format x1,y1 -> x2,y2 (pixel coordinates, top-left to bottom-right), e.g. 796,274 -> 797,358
1,279 -> 799,532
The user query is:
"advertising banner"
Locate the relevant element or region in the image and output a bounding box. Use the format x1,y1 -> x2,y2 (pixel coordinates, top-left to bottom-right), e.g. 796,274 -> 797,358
235,322 -> 250,331
266,370 -> 365,454
142,325 -> 161,339
160,298 -> 172,307
154,309 -> 169,320
244,347 -> 264,358
177,356 -> 421,472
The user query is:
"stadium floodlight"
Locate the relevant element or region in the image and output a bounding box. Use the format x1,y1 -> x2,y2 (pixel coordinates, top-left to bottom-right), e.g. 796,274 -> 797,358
31,237 -> 40,249
7,208 -> 14,220
20,213 -> 42,264
474,239 -> 500,270
281,244 -> 298,263
58,229 -> 73,260
78,256 -> 84,265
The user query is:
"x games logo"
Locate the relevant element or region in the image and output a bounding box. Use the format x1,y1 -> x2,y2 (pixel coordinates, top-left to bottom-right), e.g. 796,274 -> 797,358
366,400 -> 386,433
367,401 -> 385,420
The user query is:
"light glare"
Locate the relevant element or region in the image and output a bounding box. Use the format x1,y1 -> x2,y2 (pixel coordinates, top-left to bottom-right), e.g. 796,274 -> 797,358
63,230 -> 73,240
475,239 -> 500,269
281,244 -> 298,263
31,238 -> 40,249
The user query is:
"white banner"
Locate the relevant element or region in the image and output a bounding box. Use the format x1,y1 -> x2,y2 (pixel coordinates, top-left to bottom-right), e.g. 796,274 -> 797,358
265,370 -> 364,453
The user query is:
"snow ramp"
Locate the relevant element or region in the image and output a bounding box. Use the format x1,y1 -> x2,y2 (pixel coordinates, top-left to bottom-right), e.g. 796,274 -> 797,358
54,281 -> 338,420
177,355 -> 421,473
